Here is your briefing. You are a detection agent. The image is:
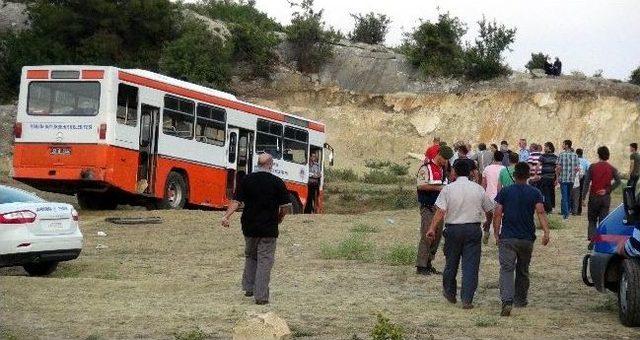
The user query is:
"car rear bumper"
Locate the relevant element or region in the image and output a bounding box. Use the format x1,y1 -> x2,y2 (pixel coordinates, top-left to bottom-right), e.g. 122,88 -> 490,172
0,248 -> 81,267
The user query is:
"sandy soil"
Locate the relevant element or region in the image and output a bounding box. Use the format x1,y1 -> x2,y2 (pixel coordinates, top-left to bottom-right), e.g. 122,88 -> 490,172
2,197 -> 640,339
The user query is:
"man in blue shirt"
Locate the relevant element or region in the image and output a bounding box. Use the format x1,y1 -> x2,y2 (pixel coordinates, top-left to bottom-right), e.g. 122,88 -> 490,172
493,162 -> 551,317
518,138 -> 530,163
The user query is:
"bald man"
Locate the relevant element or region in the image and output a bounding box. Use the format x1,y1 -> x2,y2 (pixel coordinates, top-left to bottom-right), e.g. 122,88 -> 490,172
221,153 -> 292,304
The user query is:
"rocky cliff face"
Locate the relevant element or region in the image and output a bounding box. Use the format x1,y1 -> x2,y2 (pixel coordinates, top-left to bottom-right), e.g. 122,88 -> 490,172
0,2 -> 28,33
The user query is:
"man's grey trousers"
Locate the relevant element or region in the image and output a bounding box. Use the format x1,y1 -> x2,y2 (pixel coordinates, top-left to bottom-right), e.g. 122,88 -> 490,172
498,238 -> 534,305
442,223 -> 482,304
242,237 -> 277,302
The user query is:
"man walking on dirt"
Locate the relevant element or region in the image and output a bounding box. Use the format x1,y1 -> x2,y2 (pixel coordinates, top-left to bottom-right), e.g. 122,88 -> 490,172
583,146 -> 622,249
556,140 -> 579,220
426,161 -> 495,309
629,143 -> 640,191
493,162 -> 550,317
221,153 -> 292,304
416,145 -> 454,275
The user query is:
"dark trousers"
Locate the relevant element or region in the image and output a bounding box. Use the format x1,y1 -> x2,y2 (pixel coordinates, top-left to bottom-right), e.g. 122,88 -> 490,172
442,223 -> 482,304
587,195 -> 611,241
630,176 -> 639,191
540,177 -> 556,213
243,237 -> 277,302
416,206 -> 443,268
498,238 -> 534,305
304,181 -> 320,214
572,178 -> 585,215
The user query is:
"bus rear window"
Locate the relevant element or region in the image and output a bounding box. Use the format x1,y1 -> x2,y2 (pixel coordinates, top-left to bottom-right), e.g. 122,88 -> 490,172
27,81 -> 100,116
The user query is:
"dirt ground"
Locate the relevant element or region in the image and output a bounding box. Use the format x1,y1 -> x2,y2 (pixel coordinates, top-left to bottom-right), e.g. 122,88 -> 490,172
1,188 -> 640,340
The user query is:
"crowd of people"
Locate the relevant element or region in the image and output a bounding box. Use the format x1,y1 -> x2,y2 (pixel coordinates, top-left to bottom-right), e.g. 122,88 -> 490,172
416,137 -> 639,316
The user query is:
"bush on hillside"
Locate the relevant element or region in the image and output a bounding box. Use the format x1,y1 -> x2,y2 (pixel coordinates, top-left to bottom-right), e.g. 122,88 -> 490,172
349,12 -> 390,45
631,66 -> 640,86
525,52 -> 549,71
286,0 -> 340,73
0,0 -> 180,101
400,13 -> 467,77
159,19 -> 232,90
371,314 -> 404,340
191,0 -> 281,78
463,17 -> 516,81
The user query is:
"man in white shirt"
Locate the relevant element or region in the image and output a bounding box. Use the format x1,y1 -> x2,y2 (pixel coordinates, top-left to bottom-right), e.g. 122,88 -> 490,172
427,161 -> 495,309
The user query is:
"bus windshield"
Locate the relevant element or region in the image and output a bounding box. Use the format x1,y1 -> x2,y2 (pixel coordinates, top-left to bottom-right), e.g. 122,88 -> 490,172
27,81 -> 100,116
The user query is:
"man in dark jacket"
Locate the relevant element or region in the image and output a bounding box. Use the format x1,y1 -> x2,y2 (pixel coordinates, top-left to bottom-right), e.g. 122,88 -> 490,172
539,142 -> 558,213
221,153 -> 292,304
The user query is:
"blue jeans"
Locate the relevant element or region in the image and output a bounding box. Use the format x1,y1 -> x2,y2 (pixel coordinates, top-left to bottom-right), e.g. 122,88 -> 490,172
560,182 -> 573,219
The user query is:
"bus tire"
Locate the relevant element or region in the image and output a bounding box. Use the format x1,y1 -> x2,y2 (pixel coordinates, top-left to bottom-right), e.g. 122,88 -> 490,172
77,192 -> 118,210
158,171 -> 188,209
289,192 -> 302,214
618,259 -> 640,327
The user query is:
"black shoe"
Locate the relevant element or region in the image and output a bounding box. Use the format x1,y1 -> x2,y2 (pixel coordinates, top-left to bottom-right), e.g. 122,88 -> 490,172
244,291 -> 254,297
501,302 -> 513,316
427,266 -> 441,275
255,300 -> 269,305
462,303 -> 474,310
443,293 -> 457,304
416,267 -> 431,276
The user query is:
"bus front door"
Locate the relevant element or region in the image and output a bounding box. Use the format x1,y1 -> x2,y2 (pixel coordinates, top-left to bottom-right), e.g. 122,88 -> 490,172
226,128 -> 239,200
137,104 -> 160,195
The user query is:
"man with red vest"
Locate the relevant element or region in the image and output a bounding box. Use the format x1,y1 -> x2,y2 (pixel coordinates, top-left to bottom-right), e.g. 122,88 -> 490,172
416,144 -> 454,275
582,146 -> 622,248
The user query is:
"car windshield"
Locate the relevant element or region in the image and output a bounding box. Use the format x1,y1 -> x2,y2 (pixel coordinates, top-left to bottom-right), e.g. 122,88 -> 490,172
0,186 -> 44,204
27,81 -> 101,116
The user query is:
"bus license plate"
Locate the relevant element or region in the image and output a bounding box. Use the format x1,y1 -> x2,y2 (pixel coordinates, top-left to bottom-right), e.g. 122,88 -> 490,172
50,147 -> 71,156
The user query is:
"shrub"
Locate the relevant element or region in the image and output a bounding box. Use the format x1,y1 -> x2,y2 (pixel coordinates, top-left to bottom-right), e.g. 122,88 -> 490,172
159,19 -> 233,89
525,52 -> 549,71
320,234 -> 374,261
631,66 -> 640,86
463,17 -> 516,81
371,314 -> 404,340
349,12 -> 390,45
286,0 -> 339,73
362,169 -> 400,185
547,215 -> 563,230
365,159 -> 392,169
388,163 -> 409,177
191,0 -> 281,78
174,328 -> 207,340
325,167 -> 359,182
401,13 -> 466,77
383,245 -> 416,266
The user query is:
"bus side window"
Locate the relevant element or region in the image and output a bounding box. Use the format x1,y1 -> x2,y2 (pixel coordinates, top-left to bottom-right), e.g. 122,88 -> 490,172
117,84 -> 138,127
283,126 -> 308,165
163,95 -> 195,139
256,119 -> 283,159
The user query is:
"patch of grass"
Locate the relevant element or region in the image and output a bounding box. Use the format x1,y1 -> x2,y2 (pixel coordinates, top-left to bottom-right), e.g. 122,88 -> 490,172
0,326 -> 19,340
547,215 -> 564,230
365,159 -> 392,169
589,297 -> 617,312
174,328 -> 207,340
371,313 -> 404,340
320,234 -> 374,261
383,244 -> 417,266
474,315 -> 498,327
85,335 -> 102,340
291,325 -> 314,337
362,169 -> 402,185
351,223 -> 379,233
53,264 -> 84,278
325,168 -> 359,182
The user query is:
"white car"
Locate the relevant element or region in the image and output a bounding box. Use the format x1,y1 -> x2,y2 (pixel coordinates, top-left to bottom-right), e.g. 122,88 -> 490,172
0,185 -> 83,276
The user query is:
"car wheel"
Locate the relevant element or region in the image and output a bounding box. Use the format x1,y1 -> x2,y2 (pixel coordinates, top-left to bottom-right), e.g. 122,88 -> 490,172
618,259 -> 640,326
23,262 -> 58,276
289,192 -> 302,214
157,172 -> 188,209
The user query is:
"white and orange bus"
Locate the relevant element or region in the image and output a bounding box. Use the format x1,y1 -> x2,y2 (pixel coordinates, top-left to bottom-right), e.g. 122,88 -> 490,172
12,66 -> 333,211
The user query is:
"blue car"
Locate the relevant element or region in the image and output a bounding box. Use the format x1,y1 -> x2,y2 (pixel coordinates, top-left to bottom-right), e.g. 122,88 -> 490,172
583,186 -> 640,326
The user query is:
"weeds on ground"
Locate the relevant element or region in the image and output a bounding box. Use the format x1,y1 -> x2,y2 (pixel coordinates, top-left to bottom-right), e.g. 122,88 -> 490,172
174,327 -> 207,340
351,223 -> 379,233
371,313 -> 404,340
85,335 -> 102,340
547,215 -> 563,230
474,315 -> 498,327
325,168 -> 359,182
290,325 -> 314,337
320,234 -> 374,261
383,245 -> 417,266
0,326 -> 19,340
589,297 -> 617,312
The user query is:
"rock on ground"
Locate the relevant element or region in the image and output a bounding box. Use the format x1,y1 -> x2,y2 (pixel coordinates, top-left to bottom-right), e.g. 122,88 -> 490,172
232,312 -> 291,340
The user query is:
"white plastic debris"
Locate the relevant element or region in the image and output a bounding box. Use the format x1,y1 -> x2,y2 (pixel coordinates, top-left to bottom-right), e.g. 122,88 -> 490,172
386,218 -> 396,225
96,244 -> 108,249
97,231 -> 107,237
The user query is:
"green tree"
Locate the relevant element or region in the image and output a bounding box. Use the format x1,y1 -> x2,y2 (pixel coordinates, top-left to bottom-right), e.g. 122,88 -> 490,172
349,12 -> 390,45
525,52 -> 549,71
159,19 -> 232,89
629,66 -> 640,85
400,13 -> 467,77
286,0 -> 339,73
463,16 -> 516,81
192,0 -> 281,78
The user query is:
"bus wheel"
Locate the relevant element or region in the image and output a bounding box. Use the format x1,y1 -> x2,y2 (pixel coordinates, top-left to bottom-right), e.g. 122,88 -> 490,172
158,171 -> 188,209
77,192 -> 118,210
289,193 -> 302,214
618,259 -> 640,326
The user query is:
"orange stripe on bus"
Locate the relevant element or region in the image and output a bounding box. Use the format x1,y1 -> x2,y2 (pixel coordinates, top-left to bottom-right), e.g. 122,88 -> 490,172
26,70 -> 49,79
118,71 -> 326,132
82,70 -> 105,79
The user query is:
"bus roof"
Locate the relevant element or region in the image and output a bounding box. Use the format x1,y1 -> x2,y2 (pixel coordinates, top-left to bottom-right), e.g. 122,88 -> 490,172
23,65 -> 326,133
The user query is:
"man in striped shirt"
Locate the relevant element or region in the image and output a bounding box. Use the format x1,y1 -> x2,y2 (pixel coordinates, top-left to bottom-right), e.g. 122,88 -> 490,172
556,140 -> 580,219
527,143 -> 543,191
